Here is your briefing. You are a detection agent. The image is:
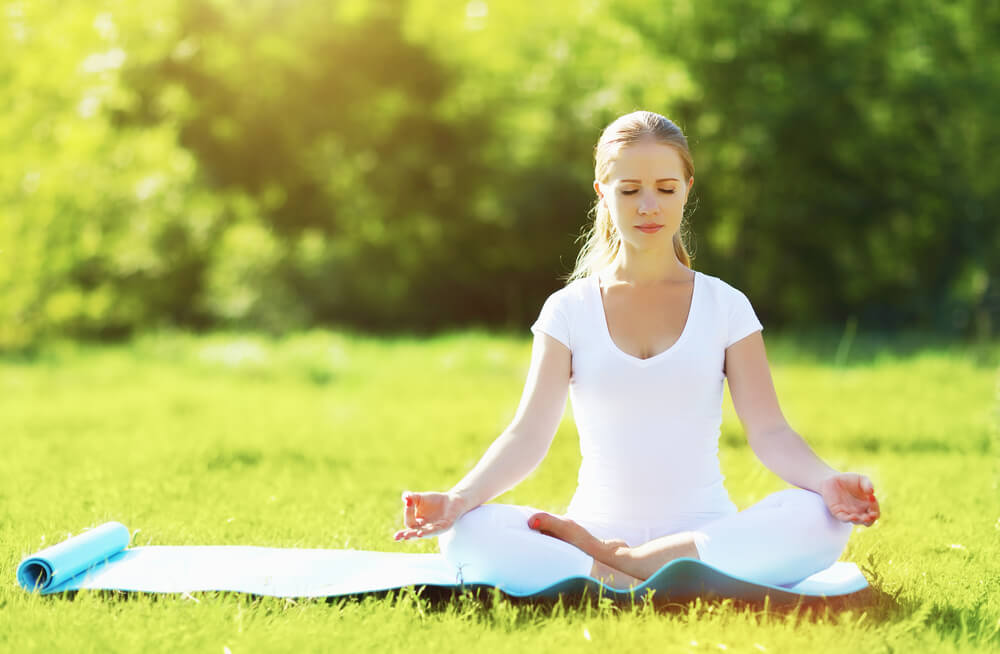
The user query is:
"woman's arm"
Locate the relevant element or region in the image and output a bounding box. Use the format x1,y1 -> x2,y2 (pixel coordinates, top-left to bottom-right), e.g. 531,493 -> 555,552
724,331 -> 880,525
449,332 -> 572,507
725,332 -> 851,489
395,331 -> 571,540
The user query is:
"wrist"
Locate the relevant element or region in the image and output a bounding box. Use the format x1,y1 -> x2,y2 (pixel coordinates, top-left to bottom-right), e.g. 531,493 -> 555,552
816,470 -> 846,495
806,465 -> 840,492
603,544 -> 630,570
447,488 -> 478,513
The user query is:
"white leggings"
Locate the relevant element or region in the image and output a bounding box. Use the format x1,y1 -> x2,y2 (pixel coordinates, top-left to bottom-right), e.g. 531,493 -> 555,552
437,489 -> 853,594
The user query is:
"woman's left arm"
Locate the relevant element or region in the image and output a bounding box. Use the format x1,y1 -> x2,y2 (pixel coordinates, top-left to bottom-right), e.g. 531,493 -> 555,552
724,332 -> 880,526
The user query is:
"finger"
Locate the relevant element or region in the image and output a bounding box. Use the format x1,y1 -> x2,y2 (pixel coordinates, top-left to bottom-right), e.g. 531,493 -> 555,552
859,479 -> 877,503
849,475 -> 868,499
859,475 -> 873,496
412,522 -> 447,539
425,520 -> 454,534
395,527 -> 427,541
402,491 -> 417,527
399,520 -> 445,539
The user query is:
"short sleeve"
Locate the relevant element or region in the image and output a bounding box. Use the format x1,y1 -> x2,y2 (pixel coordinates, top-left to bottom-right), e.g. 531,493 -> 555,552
530,291 -> 572,350
726,287 -> 763,348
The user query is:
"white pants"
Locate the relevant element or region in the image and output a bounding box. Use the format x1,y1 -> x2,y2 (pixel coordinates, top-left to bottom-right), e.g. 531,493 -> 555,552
438,488 -> 853,594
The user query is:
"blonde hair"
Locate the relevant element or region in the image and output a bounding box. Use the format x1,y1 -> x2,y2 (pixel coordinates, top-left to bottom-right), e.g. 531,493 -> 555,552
564,110 -> 695,284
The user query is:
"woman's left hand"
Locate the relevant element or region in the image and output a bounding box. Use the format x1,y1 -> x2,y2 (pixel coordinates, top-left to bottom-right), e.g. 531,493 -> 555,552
819,473 -> 880,526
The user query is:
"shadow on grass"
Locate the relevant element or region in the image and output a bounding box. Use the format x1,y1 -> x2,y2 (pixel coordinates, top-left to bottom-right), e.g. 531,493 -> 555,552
46,582 -> 998,646
54,583 -> 876,612
49,581 -> 898,614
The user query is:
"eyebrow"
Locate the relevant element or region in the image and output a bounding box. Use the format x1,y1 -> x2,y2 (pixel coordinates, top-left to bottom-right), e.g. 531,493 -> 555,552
618,178 -> 680,183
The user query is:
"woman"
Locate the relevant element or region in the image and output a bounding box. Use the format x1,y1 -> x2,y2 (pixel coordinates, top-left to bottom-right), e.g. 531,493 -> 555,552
393,110 -> 880,593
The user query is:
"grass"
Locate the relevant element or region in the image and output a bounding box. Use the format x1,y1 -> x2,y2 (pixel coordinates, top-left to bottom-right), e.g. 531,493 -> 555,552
1,327 -> 998,653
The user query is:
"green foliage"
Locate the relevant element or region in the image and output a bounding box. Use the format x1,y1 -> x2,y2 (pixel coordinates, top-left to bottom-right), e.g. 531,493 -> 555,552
632,0 -> 1000,332
1,0 -> 234,347
2,0 -> 998,348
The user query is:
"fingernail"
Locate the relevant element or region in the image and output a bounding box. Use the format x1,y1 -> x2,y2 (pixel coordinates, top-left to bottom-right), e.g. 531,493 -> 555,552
405,496 -> 413,507
531,518 -> 540,529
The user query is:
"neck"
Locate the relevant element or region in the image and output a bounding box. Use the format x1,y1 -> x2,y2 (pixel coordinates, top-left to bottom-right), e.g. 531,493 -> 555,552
602,241 -> 691,287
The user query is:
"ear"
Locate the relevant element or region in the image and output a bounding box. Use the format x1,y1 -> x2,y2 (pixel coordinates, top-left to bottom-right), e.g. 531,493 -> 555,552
684,176 -> 694,202
593,180 -> 603,201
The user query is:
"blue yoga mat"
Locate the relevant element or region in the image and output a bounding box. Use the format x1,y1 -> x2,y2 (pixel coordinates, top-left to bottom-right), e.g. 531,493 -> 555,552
17,522 -> 869,602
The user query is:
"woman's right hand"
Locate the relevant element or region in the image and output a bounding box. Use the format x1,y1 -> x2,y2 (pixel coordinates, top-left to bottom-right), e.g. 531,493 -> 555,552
393,490 -> 472,541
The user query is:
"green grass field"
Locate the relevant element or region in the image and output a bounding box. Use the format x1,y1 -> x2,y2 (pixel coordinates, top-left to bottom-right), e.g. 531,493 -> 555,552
2,329 -> 998,653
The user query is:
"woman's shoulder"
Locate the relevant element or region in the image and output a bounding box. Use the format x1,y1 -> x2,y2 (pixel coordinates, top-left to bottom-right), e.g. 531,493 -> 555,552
530,276 -> 593,348
696,271 -> 764,342
695,270 -> 756,305
543,275 -> 592,306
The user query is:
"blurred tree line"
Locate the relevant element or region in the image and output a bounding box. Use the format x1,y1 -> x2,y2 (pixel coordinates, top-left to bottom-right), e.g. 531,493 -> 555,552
2,0 -> 997,350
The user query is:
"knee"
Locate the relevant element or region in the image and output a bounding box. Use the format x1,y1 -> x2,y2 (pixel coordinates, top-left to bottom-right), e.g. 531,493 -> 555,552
782,488 -> 853,552
438,504 -> 530,563
438,505 -> 491,559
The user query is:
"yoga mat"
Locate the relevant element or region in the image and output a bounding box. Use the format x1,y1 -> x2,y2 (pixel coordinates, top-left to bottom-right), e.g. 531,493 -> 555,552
17,522 -> 869,603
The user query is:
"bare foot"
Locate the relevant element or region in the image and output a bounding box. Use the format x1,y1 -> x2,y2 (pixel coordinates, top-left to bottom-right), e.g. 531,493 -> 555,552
527,512 -> 633,572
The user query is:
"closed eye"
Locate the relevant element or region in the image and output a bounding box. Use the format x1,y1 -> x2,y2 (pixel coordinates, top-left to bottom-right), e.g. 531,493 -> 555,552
621,189 -> 675,195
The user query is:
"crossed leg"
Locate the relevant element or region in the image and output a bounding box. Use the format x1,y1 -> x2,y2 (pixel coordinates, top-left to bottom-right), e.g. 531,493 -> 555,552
439,504 -> 644,592
440,491 -> 851,593
515,511 -> 645,589
531,488 -> 854,588
529,512 -> 700,583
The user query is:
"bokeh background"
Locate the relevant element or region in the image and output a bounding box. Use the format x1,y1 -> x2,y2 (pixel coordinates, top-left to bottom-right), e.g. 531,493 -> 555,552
3,0 -> 998,349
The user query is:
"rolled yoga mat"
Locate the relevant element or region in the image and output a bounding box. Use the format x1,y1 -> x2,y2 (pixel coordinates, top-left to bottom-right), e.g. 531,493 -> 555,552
17,522 -> 869,603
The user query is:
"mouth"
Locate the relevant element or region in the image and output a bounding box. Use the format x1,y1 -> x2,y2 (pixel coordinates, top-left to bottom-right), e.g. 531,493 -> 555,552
636,224 -> 663,233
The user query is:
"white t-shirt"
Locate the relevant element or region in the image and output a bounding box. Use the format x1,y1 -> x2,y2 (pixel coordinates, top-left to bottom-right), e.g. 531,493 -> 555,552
530,270 -> 764,527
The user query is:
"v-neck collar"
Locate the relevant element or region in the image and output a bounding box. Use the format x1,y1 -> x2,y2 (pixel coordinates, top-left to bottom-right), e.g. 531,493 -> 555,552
592,271 -> 699,366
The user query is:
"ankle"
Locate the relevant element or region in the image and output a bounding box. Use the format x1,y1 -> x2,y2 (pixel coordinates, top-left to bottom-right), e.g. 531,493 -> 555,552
599,542 -> 631,569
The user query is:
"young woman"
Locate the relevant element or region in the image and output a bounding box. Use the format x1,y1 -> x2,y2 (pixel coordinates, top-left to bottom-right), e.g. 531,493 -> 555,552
393,110 -> 880,593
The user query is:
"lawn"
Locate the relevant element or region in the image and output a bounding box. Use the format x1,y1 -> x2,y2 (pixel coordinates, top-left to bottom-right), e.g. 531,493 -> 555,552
1,328 -> 997,653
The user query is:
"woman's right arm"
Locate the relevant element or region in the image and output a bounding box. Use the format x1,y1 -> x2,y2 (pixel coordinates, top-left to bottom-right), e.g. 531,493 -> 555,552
394,331 -> 571,540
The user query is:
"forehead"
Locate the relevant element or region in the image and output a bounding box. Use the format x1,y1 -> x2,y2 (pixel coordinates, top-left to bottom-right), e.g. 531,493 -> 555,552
606,141 -> 685,182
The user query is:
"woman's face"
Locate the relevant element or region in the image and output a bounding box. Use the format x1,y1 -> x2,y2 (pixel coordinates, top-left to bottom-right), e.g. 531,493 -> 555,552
594,140 -> 693,251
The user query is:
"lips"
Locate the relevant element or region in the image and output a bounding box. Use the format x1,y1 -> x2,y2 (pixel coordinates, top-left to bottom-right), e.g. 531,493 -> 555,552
636,224 -> 663,233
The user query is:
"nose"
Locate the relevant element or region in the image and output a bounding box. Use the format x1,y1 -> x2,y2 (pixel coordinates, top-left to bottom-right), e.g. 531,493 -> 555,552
638,189 -> 659,215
